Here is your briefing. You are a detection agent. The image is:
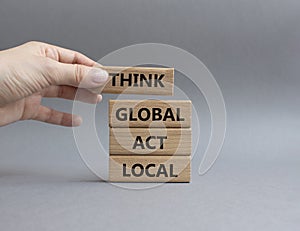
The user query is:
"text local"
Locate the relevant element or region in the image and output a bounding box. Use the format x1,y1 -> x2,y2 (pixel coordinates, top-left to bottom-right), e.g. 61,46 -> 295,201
115,107 -> 185,122
123,163 -> 178,177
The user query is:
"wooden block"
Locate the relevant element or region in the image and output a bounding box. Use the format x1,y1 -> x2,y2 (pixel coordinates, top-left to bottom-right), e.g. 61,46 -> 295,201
110,128 -> 191,155
109,156 -> 190,182
90,66 -> 174,95
109,100 -> 191,128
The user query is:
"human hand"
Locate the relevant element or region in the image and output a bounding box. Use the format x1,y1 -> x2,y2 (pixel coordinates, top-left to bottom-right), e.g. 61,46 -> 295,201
0,41 -> 108,127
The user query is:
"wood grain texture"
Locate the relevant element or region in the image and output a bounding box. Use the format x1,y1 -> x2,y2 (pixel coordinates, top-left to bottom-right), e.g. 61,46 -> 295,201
109,100 -> 191,128
90,66 -> 174,95
110,128 -> 191,155
109,156 -> 190,182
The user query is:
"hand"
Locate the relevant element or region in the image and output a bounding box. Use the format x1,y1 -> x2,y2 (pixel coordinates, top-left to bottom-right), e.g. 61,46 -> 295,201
0,41 -> 108,127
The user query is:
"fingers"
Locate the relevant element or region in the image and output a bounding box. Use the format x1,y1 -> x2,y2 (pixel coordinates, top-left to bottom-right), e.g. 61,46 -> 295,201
26,42 -> 108,89
39,42 -> 96,66
42,86 -> 102,104
33,105 -> 82,127
26,41 -> 103,67
45,60 -> 109,88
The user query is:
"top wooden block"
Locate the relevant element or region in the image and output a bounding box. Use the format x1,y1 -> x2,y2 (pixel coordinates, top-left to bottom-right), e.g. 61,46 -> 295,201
90,66 -> 174,96
109,100 -> 191,128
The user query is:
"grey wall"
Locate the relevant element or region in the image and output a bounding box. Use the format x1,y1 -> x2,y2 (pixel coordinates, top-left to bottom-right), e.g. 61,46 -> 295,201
1,0 -> 300,230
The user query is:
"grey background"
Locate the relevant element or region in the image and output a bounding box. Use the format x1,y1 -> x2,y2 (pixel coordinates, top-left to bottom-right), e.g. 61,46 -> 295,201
1,0 -> 300,230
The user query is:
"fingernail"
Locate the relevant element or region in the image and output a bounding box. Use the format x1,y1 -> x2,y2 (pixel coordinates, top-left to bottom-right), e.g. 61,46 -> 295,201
97,94 -> 102,103
90,69 -> 108,84
73,116 -> 83,126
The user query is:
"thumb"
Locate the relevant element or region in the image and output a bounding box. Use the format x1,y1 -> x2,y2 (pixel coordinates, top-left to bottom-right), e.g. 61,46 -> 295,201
51,62 -> 109,88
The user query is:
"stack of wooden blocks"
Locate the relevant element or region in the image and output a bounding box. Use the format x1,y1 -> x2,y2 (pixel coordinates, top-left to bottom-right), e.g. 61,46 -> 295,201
101,66 -> 192,183
109,100 -> 191,182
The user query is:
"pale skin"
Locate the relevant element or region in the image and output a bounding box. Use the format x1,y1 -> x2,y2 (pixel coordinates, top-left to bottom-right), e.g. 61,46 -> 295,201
0,41 -> 109,127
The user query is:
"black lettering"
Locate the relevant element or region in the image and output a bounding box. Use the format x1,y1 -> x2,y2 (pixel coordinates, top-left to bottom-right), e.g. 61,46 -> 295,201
152,108 -> 162,121
116,108 -> 127,121
132,164 -> 144,177
163,108 -> 176,121
154,74 -> 165,87
145,136 -> 156,149
115,107 -> 183,122
170,164 -> 178,177
133,73 -> 139,87
110,73 -> 165,88
123,163 -> 131,177
129,108 -> 137,121
138,108 -> 151,121
145,164 -> 155,177
132,136 -> 145,149
140,73 -> 152,87
157,136 -> 167,149
110,73 -> 119,86
176,108 -> 184,121
156,164 -> 168,177
120,73 -> 132,86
